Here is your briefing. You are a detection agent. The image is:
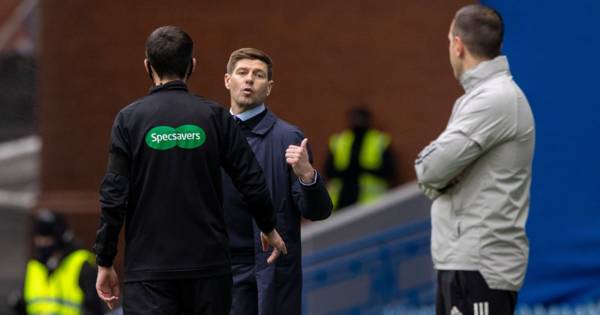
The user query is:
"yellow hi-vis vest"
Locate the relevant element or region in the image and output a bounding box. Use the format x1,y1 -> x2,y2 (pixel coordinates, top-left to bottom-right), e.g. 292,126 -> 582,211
24,249 -> 95,315
328,129 -> 391,209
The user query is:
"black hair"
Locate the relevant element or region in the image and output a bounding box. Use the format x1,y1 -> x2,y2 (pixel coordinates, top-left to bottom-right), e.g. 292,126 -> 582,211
453,4 -> 504,59
145,26 -> 194,79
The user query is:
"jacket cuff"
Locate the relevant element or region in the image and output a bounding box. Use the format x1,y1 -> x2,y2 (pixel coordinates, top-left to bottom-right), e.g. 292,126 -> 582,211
298,170 -> 319,187
255,215 -> 276,234
95,255 -> 114,267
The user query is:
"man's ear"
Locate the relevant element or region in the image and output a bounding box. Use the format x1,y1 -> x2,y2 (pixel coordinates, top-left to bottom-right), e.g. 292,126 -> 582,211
144,59 -> 150,74
191,58 -> 197,74
266,80 -> 274,96
144,58 -> 155,82
453,36 -> 465,58
224,73 -> 231,90
184,58 -> 196,80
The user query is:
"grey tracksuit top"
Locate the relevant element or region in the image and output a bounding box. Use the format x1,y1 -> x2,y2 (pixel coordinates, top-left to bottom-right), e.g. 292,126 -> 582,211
415,56 -> 535,291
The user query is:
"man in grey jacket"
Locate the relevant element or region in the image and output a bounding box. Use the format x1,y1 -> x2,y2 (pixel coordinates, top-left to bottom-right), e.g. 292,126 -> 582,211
415,4 -> 535,315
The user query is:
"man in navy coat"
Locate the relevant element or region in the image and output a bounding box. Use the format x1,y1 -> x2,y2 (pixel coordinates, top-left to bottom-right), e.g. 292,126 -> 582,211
222,48 -> 333,315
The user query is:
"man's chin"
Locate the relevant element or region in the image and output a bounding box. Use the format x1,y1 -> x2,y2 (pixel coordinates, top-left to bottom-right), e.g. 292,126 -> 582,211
237,98 -> 261,108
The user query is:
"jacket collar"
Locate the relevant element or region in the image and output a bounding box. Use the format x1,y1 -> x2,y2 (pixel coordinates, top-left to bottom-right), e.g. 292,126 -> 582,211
149,80 -> 188,94
251,108 -> 277,136
459,55 -> 510,93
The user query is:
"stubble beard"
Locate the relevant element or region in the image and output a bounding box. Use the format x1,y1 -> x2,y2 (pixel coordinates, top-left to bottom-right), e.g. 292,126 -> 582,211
234,94 -> 262,112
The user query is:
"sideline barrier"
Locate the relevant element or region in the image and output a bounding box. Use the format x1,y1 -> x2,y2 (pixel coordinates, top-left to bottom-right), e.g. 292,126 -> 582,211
301,183 -> 433,314
303,220 -> 433,314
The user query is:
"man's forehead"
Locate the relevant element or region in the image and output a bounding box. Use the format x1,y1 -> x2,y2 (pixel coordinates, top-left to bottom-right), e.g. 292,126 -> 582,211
234,58 -> 268,70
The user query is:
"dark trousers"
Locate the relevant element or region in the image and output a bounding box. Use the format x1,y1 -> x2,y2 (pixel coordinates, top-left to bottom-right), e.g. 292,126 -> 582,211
123,275 -> 232,315
255,251 -> 302,315
230,256 -> 302,315
230,262 -> 258,315
436,270 -> 517,315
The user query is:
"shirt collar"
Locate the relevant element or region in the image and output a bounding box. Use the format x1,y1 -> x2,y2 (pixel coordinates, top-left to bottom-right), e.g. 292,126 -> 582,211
459,55 -> 511,93
230,104 -> 266,121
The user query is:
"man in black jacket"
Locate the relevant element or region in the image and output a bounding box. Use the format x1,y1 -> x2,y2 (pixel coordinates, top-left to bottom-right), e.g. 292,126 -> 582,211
93,26 -> 286,315
223,48 -> 332,315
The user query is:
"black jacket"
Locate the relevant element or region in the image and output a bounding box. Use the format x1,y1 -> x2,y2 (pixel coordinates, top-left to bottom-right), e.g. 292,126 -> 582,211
94,81 -> 276,282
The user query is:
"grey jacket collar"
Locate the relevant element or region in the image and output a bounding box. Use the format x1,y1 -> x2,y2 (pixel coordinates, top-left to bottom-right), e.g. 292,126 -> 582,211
460,55 -> 511,93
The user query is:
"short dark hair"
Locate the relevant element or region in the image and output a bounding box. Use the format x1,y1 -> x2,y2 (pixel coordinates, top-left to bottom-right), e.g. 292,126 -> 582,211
452,4 -> 504,59
145,26 -> 193,79
226,48 -> 273,80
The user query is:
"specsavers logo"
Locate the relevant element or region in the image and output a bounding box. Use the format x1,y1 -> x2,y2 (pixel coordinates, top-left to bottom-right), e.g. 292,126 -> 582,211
145,124 -> 206,150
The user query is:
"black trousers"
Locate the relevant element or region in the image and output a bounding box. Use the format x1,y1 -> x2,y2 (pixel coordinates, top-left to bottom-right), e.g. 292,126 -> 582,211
123,275 -> 232,315
436,270 -> 517,315
230,262 -> 258,315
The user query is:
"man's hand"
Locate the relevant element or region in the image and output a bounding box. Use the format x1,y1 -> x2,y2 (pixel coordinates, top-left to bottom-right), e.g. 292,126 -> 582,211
440,172 -> 464,193
418,182 -> 442,200
96,266 -> 120,310
260,229 -> 288,265
286,138 -> 315,183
